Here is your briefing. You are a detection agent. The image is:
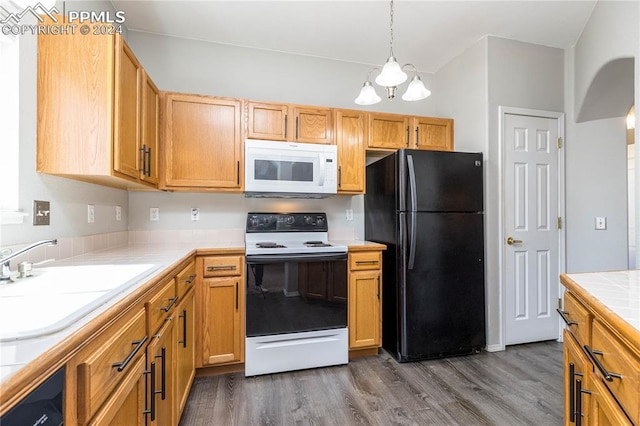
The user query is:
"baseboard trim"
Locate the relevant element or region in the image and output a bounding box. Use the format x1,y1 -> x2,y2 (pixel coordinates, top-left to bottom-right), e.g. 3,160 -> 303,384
486,344 -> 504,353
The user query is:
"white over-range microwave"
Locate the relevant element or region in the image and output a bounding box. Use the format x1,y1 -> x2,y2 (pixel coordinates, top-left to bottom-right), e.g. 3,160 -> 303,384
244,139 -> 337,198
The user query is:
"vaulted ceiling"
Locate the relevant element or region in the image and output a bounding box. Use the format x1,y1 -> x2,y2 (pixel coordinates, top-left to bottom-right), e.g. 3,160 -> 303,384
110,0 -> 597,74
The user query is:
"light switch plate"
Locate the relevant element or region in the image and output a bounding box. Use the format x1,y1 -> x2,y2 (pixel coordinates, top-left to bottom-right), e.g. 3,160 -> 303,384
115,206 -> 122,221
150,207 -> 160,221
595,217 -> 607,230
33,200 -> 50,226
87,205 -> 95,223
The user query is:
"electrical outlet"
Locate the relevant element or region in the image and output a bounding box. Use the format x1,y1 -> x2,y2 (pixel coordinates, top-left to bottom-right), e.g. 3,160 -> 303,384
191,208 -> 200,221
150,207 -> 160,221
33,200 -> 50,226
346,209 -> 354,221
595,217 -> 607,230
87,204 -> 95,223
115,206 -> 122,221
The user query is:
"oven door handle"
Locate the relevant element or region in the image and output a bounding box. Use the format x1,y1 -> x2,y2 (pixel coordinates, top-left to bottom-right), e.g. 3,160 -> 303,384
246,252 -> 347,263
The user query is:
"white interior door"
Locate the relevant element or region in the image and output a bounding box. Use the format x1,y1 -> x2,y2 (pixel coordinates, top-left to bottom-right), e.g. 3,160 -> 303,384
504,113 -> 560,345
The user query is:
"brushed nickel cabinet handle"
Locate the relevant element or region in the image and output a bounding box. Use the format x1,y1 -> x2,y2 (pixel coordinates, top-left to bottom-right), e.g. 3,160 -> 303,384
207,265 -> 237,271
355,260 -> 378,265
161,296 -> 178,312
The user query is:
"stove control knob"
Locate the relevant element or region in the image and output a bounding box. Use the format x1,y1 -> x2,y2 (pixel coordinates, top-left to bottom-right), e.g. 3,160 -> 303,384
285,215 -> 295,225
304,215 -> 313,225
316,216 -> 325,226
249,217 -> 259,227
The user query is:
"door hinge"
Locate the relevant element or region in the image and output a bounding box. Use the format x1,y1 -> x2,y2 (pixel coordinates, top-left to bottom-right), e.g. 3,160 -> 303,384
557,137 -> 563,149
557,217 -> 563,229
558,298 -> 562,310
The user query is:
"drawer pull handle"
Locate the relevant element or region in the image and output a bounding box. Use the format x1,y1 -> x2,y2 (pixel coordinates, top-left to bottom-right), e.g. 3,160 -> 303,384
144,361 -> 156,421
161,296 -> 178,312
208,265 -> 237,271
235,282 -> 239,311
112,335 -> 148,372
184,274 -> 196,284
556,309 -> 577,326
355,260 -> 378,265
584,345 -> 623,381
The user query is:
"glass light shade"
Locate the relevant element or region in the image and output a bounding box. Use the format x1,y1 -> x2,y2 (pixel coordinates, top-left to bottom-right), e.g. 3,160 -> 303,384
375,56 -> 407,87
401,75 -> 431,101
355,81 -> 382,105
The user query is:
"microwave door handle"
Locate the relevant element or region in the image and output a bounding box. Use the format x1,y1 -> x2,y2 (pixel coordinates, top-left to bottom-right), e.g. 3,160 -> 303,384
318,154 -> 326,185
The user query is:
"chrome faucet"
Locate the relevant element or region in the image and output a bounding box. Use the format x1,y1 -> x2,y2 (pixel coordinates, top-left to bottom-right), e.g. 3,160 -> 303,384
0,239 -> 58,281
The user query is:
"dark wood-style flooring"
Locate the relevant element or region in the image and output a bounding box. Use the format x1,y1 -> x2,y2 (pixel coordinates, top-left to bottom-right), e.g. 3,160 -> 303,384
179,341 -> 563,426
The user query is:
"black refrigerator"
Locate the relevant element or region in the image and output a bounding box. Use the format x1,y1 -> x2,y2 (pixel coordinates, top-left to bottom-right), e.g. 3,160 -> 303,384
365,149 -> 485,362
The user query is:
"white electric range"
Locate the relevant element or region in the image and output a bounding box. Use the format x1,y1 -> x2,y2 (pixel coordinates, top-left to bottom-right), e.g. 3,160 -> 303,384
244,213 -> 349,376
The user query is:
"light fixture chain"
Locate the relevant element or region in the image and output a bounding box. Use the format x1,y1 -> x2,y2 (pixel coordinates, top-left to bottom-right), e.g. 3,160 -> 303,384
389,0 -> 394,56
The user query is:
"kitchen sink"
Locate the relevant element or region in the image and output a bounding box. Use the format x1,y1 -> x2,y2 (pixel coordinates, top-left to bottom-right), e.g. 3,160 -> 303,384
0,263 -> 160,342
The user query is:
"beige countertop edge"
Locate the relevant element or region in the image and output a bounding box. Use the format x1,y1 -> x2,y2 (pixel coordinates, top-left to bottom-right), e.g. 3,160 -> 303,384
560,273 -> 640,354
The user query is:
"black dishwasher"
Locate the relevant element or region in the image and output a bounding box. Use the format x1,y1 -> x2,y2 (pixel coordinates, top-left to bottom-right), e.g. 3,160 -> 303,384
0,366 -> 64,425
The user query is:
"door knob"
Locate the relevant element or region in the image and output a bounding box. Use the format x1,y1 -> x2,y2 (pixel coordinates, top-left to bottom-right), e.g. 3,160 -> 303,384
506,236 -> 523,245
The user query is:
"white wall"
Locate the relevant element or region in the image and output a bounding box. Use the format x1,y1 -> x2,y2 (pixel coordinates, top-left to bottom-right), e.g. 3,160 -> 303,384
565,0 -> 639,273
0,1 -> 129,247
566,118 -> 628,272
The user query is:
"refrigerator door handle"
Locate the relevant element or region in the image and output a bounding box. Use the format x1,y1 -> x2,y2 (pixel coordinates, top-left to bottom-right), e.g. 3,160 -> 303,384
407,155 -> 418,270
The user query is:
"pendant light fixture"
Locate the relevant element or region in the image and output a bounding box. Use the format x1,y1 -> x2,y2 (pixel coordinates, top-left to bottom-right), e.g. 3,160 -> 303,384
355,0 -> 431,106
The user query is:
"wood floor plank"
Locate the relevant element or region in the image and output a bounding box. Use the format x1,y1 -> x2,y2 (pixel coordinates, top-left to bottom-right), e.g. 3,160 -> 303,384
179,341 -> 563,426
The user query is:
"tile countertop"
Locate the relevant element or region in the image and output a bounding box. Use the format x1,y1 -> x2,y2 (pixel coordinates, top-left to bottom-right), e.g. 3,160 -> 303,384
561,270 -> 640,346
0,241 -> 243,385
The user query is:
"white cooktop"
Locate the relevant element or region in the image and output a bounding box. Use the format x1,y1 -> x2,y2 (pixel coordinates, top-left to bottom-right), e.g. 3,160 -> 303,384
245,232 -> 348,256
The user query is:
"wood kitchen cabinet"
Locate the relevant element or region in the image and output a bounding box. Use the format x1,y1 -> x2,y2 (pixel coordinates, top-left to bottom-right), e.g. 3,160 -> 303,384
37,31 -> 158,190
348,250 -> 383,354
292,106 -> 333,144
140,71 -> 160,185
335,109 -> 366,194
246,101 -> 333,144
560,277 -> 640,425
196,254 -> 245,367
162,93 -> 243,191
366,112 -> 454,152
412,116 -> 454,151
367,112 -> 411,150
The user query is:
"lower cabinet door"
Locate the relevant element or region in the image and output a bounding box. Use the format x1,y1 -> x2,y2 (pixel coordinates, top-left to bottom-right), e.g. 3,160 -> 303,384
589,376 -> 633,426
564,330 -> 590,426
147,319 -> 175,425
175,290 -> 196,419
348,269 -> 381,349
201,277 -> 244,365
88,355 -> 146,426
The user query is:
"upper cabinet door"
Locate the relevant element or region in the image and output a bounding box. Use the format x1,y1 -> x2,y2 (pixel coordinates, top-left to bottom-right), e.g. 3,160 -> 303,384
292,106 -> 333,144
247,102 -> 288,141
335,109 -> 365,194
163,93 -> 243,190
140,71 -> 159,184
367,113 -> 411,150
113,37 -> 142,181
413,117 -> 454,151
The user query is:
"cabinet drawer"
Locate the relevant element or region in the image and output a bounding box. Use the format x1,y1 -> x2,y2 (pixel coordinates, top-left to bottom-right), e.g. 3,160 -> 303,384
349,251 -> 381,271
203,256 -> 243,277
176,261 -> 196,299
562,291 -> 591,346
77,308 -> 147,424
146,278 -> 177,335
589,320 -> 640,423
